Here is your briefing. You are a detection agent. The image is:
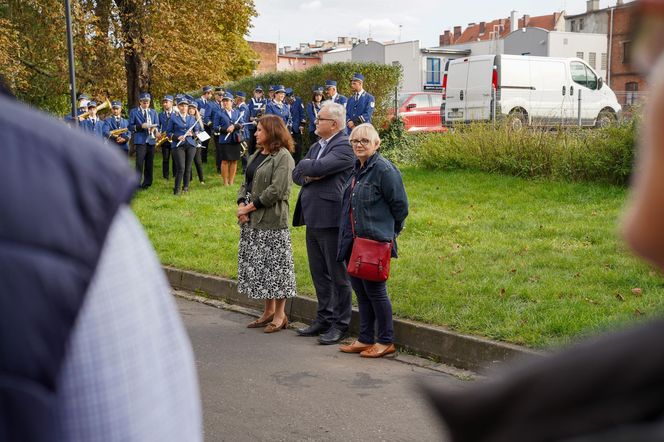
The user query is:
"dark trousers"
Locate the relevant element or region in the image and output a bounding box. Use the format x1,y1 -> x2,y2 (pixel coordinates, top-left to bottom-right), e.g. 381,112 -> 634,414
215,142 -> 223,174
242,129 -> 257,173
292,132 -> 303,164
201,128 -> 211,163
135,143 -> 155,188
173,146 -> 195,194
350,276 -> 394,344
306,227 -> 352,331
188,147 -> 205,183
162,143 -> 176,179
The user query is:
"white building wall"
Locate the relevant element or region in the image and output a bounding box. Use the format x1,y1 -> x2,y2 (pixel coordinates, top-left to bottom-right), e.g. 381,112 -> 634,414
384,41 -> 422,92
439,39 -> 504,56
548,31 -> 608,79
322,49 -> 352,63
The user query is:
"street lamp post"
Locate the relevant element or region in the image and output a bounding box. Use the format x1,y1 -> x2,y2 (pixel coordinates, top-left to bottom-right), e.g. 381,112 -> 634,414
64,0 -> 77,124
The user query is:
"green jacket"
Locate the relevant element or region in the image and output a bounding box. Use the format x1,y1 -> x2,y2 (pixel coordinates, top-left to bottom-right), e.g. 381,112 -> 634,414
238,148 -> 295,230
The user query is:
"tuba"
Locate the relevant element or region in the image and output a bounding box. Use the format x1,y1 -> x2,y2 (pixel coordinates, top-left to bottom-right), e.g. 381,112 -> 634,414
78,99 -> 112,120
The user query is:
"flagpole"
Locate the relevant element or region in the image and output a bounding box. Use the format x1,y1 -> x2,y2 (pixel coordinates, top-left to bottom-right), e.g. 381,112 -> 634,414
64,0 -> 78,124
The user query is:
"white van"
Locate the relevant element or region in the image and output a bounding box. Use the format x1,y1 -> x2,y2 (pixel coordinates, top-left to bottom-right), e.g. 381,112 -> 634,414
442,54 -> 621,128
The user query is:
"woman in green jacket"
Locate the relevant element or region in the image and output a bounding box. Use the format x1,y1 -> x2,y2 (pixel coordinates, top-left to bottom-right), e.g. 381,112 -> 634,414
236,114 -> 297,333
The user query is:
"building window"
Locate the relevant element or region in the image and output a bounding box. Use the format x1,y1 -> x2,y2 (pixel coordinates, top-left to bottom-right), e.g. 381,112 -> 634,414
625,81 -> 638,105
571,20 -> 577,32
601,53 -> 608,70
576,51 -> 584,60
579,18 -> 585,30
622,41 -> 632,64
589,52 -> 596,69
426,57 -> 442,85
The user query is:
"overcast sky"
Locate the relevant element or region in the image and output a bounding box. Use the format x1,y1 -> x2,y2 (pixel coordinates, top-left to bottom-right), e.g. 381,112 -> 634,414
247,0 -> 631,48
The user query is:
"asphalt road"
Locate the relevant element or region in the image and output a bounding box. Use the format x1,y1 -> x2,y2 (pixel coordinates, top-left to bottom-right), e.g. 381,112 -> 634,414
177,296 -> 461,442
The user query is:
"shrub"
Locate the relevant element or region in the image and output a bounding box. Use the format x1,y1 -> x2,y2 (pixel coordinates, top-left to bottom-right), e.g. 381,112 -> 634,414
223,62 -> 401,129
412,121 -> 638,185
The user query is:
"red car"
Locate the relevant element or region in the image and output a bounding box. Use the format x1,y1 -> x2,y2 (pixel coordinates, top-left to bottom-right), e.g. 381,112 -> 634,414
388,92 -> 447,133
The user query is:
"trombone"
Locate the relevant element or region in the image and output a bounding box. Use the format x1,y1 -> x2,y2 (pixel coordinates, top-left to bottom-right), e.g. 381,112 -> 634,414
78,99 -> 111,120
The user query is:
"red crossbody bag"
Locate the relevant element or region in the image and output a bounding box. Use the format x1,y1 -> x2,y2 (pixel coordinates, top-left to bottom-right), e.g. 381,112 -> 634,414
347,177 -> 392,282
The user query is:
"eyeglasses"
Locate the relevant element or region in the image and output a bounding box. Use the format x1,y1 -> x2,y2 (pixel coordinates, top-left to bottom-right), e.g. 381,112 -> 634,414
315,117 -> 336,124
350,138 -> 372,147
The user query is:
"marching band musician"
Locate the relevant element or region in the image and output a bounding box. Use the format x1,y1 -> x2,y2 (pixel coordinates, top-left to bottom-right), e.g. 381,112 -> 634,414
213,92 -> 243,186
286,88 -> 306,164
235,91 -> 250,173
324,80 -> 347,107
345,73 -> 375,131
268,85 -> 276,102
195,86 -> 213,163
80,101 -> 105,138
129,92 -> 160,190
306,86 -> 324,143
247,85 -> 267,162
102,100 -> 131,155
187,100 -> 206,186
158,95 -> 177,180
206,87 -> 225,174
64,93 -> 89,126
265,85 -> 291,130
165,96 -> 199,195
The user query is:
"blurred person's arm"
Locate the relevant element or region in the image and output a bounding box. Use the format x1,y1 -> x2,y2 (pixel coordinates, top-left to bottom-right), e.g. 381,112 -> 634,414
623,56 -> 664,271
56,206 -> 202,442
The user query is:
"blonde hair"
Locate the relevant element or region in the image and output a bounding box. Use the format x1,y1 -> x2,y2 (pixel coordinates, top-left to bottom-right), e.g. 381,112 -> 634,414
350,123 -> 381,148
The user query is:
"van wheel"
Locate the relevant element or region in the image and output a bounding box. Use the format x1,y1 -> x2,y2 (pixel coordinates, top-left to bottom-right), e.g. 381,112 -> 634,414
595,110 -> 616,128
507,110 -> 526,131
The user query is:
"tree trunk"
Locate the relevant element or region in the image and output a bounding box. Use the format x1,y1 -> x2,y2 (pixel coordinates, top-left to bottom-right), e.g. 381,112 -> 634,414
116,0 -> 152,110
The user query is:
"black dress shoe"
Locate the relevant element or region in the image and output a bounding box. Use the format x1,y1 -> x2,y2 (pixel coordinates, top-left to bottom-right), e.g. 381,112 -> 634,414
296,322 -> 329,337
318,328 -> 348,345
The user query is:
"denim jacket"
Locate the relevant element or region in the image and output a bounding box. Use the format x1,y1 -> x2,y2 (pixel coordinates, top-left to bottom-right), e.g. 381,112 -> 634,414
337,152 -> 409,262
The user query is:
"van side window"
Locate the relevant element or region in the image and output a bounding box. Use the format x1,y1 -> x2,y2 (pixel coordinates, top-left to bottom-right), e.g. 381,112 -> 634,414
584,65 -> 598,90
571,61 -> 588,88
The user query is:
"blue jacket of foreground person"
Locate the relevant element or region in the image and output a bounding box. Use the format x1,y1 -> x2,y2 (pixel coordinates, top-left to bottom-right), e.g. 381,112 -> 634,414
337,152 -> 409,262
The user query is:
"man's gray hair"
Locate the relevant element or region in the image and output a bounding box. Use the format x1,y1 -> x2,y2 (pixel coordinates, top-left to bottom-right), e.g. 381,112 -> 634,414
321,100 -> 346,129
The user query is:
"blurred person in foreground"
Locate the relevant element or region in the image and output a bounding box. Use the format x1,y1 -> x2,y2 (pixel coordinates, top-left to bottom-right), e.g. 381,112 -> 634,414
0,79 -> 202,441
422,2 -> 664,441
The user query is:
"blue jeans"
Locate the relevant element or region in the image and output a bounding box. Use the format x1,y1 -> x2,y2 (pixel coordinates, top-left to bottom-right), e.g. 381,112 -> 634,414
349,276 -> 394,344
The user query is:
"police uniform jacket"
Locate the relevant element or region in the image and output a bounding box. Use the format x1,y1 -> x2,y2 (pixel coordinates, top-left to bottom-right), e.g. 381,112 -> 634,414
165,112 -> 198,148
213,107 -> 241,145
331,93 -> 348,107
80,117 -> 105,138
306,102 -> 322,133
248,97 -> 267,131
265,100 -> 291,129
158,109 -> 175,143
205,100 -> 223,127
346,90 -> 376,126
128,107 -> 159,145
102,115 -> 131,150
290,97 -> 306,133
195,97 -> 210,123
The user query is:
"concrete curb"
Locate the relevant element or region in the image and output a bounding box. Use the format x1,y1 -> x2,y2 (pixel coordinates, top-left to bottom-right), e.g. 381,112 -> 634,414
164,266 -> 543,371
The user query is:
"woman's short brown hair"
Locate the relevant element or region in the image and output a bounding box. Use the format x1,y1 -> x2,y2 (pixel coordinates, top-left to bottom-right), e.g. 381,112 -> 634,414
257,114 -> 295,154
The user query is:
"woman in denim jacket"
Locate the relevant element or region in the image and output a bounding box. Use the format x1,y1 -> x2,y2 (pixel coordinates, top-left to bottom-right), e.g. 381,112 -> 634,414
337,123 -> 408,358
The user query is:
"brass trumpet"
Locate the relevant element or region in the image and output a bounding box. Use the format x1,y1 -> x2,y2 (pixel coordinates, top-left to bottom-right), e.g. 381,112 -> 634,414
155,134 -> 172,150
78,98 -> 112,120
108,127 -> 128,138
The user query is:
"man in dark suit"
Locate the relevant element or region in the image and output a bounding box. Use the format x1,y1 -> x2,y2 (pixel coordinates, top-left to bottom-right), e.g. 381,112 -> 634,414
128,92 -> 159,189
292,101 -> 355,345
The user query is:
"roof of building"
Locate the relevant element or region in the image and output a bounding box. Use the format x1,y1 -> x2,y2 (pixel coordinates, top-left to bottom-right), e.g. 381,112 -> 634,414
451,12 -> 563,44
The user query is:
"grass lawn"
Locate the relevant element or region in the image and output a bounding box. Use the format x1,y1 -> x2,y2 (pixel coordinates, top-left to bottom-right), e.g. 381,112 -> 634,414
132,157 -> 664,348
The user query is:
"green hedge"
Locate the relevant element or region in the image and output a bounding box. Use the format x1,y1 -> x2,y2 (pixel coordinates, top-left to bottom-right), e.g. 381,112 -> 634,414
223,62 -> 401,129
410,121 -> 638,186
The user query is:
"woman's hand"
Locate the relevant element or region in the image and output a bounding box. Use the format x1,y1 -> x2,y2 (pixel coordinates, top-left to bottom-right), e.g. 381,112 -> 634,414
237,202 -> 256,217
238,214 -> 250,224
226,126 -> 234,133
178,135 -> 186,141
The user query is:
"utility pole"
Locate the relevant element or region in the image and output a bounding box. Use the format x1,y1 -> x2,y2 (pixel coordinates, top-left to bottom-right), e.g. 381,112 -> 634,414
64,0 -> 78,124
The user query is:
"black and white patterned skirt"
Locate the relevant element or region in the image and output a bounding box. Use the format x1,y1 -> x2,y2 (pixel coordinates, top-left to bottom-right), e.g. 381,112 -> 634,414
237,223 -> 297,299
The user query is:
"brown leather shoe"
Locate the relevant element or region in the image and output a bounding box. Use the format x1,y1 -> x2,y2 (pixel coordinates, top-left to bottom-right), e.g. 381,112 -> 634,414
247,314 -> 274,328
339,341 -> 374,354
360,343 -> 397,358
264,317 -> 289,333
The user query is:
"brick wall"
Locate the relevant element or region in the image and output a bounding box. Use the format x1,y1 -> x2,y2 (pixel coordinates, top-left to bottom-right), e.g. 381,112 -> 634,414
247,41 -> 277,74
609,4 -> 647,106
